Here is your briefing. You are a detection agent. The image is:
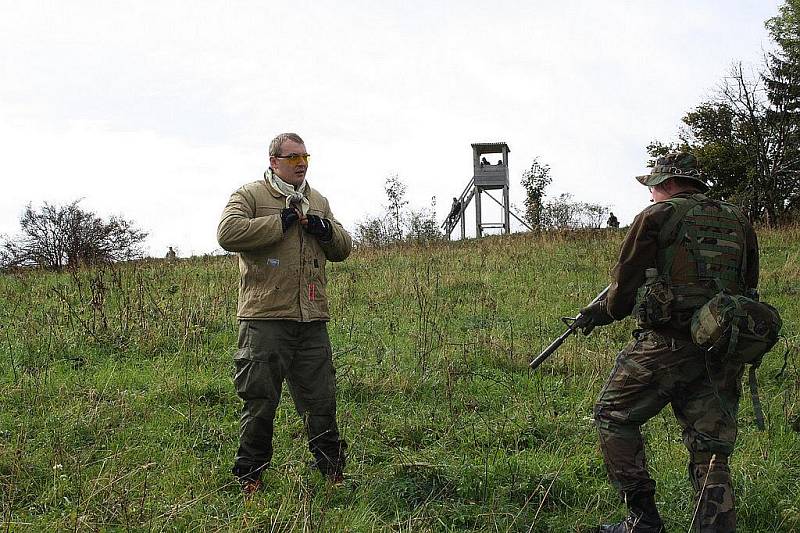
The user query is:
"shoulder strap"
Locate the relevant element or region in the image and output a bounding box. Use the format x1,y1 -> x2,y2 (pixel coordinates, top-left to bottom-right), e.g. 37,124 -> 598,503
721,201 -> 750,289
749,366 -> 766,430
657,195 -> 703,275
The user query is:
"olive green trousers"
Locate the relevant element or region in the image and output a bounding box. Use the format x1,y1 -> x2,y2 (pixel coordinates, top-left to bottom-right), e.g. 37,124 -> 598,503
232,320 -> 346,481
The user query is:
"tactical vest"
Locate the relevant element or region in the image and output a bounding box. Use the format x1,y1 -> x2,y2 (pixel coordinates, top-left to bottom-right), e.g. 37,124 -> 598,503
635,193 -> 749,333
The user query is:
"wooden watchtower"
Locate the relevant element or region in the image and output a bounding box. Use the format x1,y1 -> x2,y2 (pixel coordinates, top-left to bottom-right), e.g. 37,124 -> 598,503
443,142 -> 512,239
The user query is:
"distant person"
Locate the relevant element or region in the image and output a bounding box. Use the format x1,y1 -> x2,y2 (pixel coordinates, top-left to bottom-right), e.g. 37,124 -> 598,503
496,159 -> 503,166
217,132 -> 352,495
447,197 -> 461,223
575,153 -> 760,532
480,156 -> 489,167
165,247 -> 177,260
606,212 -> 619,228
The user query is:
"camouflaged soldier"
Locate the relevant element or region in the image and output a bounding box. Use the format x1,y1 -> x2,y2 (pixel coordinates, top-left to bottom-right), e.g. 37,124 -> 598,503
217,132 -> 352,495
576,153 -> 759,532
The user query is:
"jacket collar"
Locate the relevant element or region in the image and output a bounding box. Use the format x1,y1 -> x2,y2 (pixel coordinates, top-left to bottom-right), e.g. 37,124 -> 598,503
263,175 -> 282,198
263,173 -> 314,199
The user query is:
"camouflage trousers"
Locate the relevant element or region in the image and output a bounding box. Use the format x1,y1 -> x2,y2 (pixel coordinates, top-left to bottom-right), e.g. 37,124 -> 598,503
594,329 -> 743,532
232,320 -> 346,481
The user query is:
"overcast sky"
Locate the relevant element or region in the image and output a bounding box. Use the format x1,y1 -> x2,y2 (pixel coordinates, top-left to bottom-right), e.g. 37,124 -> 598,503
0,1 -> 781,256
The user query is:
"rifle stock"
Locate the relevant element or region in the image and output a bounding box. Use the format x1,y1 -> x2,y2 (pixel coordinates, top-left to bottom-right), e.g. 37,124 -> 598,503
529,285 -> 611,371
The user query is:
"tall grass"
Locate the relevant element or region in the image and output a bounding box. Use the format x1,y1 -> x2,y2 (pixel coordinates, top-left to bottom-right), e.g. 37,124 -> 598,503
1,228 -> 798,531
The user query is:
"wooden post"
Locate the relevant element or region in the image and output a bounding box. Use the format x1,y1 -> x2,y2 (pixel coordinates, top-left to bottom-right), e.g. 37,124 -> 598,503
503,184 -> 510,234
475,187 -> 482,238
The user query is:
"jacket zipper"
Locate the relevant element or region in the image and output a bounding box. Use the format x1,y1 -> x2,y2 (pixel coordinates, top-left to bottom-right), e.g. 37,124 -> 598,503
298,224 -> 305,321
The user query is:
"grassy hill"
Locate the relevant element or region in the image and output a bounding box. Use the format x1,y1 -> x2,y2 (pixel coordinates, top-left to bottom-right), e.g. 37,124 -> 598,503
1,228 -> 799,531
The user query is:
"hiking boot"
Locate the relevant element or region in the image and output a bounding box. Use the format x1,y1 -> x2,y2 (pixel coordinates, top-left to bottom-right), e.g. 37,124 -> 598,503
597,515 -> 666,532
598,491 -> 665,532
240,478 -> 263,496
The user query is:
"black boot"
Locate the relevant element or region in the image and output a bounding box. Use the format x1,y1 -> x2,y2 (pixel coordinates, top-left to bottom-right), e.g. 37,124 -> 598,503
598,492 -> 666,532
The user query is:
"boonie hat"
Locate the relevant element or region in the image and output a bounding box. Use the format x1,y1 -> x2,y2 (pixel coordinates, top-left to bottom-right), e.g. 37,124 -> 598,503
636,152 -> 709,192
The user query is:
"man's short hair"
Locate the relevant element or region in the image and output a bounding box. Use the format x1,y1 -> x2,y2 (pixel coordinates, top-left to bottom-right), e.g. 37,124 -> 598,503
671,176 -> 704,191
653,176 -> 704,195
662,176 -> 703,190
268,133 -> 305,156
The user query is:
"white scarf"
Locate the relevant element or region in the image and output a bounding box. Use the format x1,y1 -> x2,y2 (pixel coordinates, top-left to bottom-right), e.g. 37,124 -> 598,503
265,168 -> 310,215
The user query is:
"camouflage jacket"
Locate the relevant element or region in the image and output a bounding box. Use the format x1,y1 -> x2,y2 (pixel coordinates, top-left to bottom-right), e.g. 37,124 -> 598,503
217,177 -> 352,321
605,192 -> 759,340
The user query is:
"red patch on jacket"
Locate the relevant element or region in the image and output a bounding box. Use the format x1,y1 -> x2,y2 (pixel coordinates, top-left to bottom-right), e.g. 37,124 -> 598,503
308,283 -> 317,301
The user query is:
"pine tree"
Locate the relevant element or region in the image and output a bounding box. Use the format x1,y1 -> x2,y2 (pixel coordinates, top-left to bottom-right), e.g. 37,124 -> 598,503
766,0 -> 800,115
764,0 -> 800,223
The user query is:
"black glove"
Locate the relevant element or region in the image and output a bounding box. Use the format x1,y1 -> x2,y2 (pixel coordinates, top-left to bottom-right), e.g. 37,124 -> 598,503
281,208 -> 300,232
574,300 -> 614,336
304,214 -> 333,242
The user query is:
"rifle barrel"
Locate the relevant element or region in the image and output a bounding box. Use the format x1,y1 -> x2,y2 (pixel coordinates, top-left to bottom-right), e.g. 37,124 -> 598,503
529,285 -> 611,371
529,327 -> 576,370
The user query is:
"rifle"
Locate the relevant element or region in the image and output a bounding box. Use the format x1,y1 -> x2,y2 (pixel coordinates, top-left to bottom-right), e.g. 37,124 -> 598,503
529,285 -> 610,371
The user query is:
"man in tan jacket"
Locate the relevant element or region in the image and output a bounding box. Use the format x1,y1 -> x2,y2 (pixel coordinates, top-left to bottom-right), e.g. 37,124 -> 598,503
217,132 -> 352,494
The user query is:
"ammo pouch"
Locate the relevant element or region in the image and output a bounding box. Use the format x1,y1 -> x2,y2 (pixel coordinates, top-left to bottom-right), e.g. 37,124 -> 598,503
690,292 -> 782,365
634,270 -> 674,329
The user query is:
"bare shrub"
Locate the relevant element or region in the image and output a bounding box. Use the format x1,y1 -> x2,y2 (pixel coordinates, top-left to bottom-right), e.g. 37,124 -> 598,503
1,200 -> 147,271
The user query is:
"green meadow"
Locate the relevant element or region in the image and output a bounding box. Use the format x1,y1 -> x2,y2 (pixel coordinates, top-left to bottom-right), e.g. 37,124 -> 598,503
1,228 -> 799,531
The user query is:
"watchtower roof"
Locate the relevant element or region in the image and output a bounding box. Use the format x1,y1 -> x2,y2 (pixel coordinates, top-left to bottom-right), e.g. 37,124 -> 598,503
471,142 -> 510,154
